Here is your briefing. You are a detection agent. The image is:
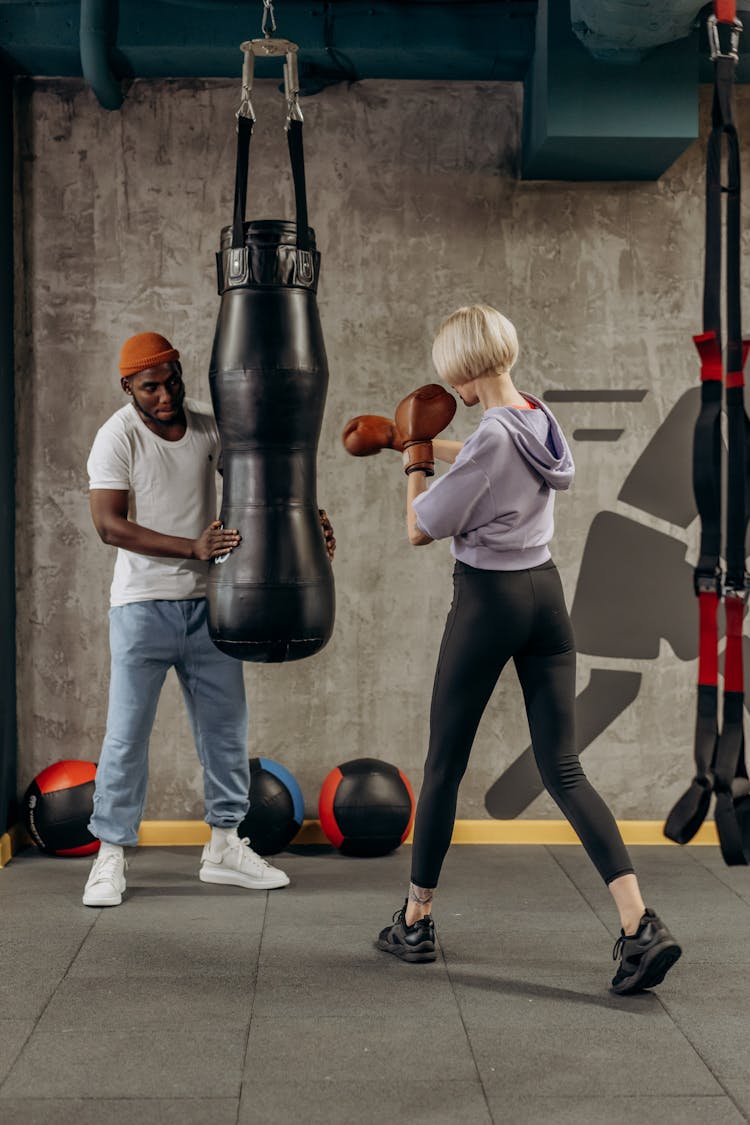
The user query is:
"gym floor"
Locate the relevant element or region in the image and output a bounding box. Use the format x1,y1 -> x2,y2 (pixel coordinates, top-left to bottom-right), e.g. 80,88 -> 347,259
0,842 -> 748,1125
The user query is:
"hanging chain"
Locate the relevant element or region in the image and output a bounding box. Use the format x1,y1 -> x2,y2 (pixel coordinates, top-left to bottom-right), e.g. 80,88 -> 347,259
262,0 -> 277,38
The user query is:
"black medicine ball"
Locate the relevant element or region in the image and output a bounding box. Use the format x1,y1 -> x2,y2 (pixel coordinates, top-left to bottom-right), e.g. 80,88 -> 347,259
237,757 -> 304,855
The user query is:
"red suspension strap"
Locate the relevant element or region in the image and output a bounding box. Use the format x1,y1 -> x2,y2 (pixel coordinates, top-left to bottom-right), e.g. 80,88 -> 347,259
665,1 -> 750,864
715,0 -> 737,24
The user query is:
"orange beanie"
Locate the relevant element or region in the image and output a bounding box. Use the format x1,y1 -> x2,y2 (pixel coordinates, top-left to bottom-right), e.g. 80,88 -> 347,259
119,332 -> 180,377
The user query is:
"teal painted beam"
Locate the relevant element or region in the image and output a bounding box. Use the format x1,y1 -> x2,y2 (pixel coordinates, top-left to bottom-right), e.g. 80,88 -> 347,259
523,0 -> 698,180
0,1 -> 537,82
0,72 -> 16,836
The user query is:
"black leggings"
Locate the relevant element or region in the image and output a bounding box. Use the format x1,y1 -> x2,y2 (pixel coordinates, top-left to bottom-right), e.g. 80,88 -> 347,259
410,559 -> 634,889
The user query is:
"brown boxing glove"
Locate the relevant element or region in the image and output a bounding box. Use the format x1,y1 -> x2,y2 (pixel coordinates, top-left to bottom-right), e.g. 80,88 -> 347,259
341,415 -> 404,457
394,384 -> 457,476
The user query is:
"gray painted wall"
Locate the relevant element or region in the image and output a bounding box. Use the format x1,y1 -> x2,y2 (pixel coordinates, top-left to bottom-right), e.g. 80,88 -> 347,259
14,77 -> 733,823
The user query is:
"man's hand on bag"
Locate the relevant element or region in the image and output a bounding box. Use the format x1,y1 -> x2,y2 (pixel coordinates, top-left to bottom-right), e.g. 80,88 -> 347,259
319,509 -> 336,562
192,520 -> 241,561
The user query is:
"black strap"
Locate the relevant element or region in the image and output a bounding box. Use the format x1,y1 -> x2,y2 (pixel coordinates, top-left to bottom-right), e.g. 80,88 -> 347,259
692,352 -> 722,589
714,53 -> 750,864
713,691 -> 749,864
664,682 -> 716,844
287,119 -> 311,251
231,113 -> 311,251
665,31 -> 750,861
231,115 -> 253,251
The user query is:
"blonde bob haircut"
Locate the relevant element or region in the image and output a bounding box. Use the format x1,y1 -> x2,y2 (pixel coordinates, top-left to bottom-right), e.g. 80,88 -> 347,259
432,304 -> 519,388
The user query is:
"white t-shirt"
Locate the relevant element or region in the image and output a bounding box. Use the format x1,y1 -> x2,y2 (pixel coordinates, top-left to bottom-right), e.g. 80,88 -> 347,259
87,398 -> 221,606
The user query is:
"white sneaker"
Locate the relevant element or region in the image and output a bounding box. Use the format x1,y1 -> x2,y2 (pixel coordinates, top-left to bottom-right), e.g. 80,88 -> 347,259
82,846 -> 128,907
199,835 -> 290,890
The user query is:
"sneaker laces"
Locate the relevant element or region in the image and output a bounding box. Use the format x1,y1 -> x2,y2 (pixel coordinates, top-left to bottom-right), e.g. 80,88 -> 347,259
612,933 -> 626,961
229,835 -> 273,872
89,851 -> 126,885
392,897 -> 410,925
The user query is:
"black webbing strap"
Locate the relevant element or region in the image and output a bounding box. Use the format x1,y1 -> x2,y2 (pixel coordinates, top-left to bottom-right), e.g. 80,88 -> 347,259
710,54 -> 750,866
231,114 -> 253,251
287,119 -> 312,251
231,114 -> 311,252
665,33 -> 750,862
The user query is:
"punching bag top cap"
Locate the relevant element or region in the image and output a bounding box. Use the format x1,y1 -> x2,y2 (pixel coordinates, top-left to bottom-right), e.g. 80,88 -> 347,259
219,220 -> 317,253
216,220 -> 322,295
119,332 -> 180,377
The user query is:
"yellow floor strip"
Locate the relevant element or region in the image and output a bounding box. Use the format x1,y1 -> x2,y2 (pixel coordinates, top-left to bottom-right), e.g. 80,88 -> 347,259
137,821 -> 211,846
135,819 -> 720,848
0,824 -> 31,868
445,819 -> 720,846
0,818 -> 722,865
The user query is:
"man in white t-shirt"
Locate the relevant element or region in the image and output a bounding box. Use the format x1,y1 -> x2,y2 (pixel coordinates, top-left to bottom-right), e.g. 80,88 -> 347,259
83,331 -> 332,907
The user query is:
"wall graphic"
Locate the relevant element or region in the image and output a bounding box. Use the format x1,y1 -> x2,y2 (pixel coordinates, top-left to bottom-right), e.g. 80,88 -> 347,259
484,386 -> 734,818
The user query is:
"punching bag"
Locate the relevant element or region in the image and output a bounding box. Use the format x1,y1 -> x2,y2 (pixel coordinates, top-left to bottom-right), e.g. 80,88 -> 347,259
207,45 -> 335,663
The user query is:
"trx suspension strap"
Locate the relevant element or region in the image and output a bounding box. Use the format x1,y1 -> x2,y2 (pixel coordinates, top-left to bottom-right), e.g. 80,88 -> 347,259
665,1 -> 750,864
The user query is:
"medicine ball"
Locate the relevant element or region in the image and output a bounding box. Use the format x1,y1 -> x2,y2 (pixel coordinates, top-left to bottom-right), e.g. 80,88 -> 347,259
23,760 -> 99,857
237,757 -> 304,855
318,757 -> 415,857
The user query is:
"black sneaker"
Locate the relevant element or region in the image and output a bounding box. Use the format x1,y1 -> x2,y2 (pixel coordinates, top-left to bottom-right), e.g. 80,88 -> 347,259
375,900 -> 437,963
611,908 -> 682,994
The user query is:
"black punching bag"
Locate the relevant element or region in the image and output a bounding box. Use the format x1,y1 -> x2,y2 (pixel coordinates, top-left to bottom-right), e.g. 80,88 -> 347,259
207,93 -> 334,662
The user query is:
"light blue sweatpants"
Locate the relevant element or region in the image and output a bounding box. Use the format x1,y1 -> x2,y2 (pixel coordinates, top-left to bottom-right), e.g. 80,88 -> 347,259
89,598 -> 249,847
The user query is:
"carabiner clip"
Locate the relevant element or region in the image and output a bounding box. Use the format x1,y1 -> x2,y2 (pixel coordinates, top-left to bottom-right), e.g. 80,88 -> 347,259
262,0 -> 277,39
284,49 -> 304,126
236,47 -> 257,123
239,38 -> 303,127
708,13 -> 743,62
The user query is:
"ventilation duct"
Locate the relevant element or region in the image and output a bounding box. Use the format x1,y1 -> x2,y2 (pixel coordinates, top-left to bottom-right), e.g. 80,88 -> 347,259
571,0 -> 704,62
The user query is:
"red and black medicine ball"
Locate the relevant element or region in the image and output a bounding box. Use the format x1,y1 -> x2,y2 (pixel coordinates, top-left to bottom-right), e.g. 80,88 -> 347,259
23,760 -> 100,857
318,757 -> 415,857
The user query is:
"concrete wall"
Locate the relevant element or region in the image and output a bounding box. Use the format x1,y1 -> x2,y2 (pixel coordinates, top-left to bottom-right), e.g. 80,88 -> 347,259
14,76 -> 734,823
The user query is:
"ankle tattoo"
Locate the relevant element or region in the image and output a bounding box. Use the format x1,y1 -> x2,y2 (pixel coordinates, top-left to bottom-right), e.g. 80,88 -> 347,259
408,883 -> 434,908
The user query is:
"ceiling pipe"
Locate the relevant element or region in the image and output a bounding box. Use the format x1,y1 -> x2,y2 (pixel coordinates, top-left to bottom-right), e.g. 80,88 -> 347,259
79,0 -> 124,109
571,0 -> 704,62
0,73 -> 17,841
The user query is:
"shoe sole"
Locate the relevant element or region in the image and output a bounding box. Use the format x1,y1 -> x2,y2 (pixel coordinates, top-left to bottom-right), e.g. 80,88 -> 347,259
374,938 -> 437,963
611,940 -> 682,995
199,866 -> 290,890
82,892 -> 123,907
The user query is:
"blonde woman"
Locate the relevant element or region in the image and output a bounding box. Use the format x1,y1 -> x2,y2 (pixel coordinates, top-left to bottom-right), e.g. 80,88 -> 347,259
373,305 -> 681,994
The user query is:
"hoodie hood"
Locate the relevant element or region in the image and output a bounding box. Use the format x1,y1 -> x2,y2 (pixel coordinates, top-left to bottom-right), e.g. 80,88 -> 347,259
482,394 -> 574,491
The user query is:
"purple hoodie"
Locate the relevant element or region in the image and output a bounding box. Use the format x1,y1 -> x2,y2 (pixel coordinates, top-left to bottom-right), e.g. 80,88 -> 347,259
412,393 -> 575,570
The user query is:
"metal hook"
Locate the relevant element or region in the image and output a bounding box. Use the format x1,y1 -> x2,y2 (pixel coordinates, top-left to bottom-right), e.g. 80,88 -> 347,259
262,0 -> 277,39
